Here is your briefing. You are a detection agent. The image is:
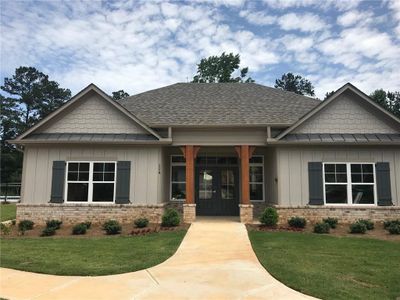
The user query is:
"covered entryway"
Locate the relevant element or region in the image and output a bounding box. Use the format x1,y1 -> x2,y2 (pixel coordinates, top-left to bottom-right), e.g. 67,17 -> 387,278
195,157 -> 239,216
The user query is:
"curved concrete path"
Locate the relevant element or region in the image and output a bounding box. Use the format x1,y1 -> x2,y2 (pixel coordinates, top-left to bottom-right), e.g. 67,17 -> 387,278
1,218 -> 316,299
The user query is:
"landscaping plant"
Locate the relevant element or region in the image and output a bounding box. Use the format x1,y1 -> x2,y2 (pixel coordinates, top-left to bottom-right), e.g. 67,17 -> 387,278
322,217 -> 338,229
102,220 -> 122,235
72,223 -> 89,235
260,207 -> 278,227
387,224 -> 400,235
313,222 -> 330,234
288,216 -> 306,228
357,219 -> 374,230
383,219 -> 400,229
41,226 -> 57,237
349,221 -> 367,234
1,223 -> 10,235
18,220 -> 34,234
161,209 -> 180,227
134,218 -> 149,228
46,219 -> 63,230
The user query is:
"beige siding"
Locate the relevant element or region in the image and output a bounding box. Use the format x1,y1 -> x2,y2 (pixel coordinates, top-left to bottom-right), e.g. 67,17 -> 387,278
172,128 -> 267,145
21,145 -> 163,205
40,93 -> 147,134
293,94 -> 398,134
276,146 -> 400,206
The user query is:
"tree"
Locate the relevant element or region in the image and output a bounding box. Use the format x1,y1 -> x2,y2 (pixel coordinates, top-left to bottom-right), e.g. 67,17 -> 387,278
1,66 -> 71,129
324,91 -> 335,100
274,73 -> 315,96
112,90 -> 129,101
192,52 -> 254,83
370,89 -> 400,118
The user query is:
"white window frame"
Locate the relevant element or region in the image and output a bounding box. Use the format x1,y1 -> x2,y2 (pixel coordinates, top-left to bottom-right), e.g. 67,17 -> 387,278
323,162 -> 377,206
65,161 -> 117,204
170,155 -> 186,202
250,155 -> 265,202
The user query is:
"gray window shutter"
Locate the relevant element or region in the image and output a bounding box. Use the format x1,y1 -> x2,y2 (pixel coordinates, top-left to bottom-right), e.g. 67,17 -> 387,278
308,162 -> 324,205
376,162 -> 392,206
50,161 -> 65,203
116,161 -> 131,204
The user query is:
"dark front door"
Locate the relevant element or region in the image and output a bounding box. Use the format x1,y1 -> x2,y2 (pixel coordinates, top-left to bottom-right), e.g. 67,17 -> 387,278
196,166 -> 239,216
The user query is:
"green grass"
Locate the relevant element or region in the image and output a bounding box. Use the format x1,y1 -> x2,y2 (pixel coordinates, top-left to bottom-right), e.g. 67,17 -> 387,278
0,230 -> 186,276
0,204 -> 16,221
248,231 -> 400,300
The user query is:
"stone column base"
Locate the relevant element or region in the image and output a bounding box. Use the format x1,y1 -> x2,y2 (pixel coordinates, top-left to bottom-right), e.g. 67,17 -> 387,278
183,204 -> 196,223
239,204 -> 254,224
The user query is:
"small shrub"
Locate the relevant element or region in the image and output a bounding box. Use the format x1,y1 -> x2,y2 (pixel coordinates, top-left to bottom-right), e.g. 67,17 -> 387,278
323,217 -> 338,229
83,221 -> 92,229
1,223 -> 10,235
383,219 -> 400,229
72,223 -> 88,235
41,226 -> 56,237
288,216 -> 306,228
46,219 -> 62,229
260,207 -> 279,227
11,220 -> 16,225
18,220 -> 34,232
357,219 -> 374,230
161,209 -> 180,227
134,218 -> 149,228
349,221 -> 367,234
314,222 -> 330,234
387,224 -> 400,235
102,220 -> 122,235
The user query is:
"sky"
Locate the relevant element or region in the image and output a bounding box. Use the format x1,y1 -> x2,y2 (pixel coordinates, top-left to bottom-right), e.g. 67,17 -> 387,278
1,0 -> 399,99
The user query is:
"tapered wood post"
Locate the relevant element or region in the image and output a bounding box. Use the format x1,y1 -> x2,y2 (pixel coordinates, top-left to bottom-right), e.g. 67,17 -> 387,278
240,145 -> 250,205
180,145 -> 200,205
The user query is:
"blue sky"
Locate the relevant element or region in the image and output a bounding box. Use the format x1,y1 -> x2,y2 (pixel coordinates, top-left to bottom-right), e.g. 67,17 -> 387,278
1,0 -> 399,99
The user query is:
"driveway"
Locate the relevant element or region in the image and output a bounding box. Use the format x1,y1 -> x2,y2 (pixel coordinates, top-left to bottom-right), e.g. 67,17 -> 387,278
0,218 -> 316,299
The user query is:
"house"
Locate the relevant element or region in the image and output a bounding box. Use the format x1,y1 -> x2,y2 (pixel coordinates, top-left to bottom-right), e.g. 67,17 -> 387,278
11,83 -> 400,224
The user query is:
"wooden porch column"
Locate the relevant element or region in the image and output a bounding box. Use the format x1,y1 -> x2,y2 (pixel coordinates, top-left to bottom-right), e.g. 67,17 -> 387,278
240,145 -> 250,205
180,145 -> 200,204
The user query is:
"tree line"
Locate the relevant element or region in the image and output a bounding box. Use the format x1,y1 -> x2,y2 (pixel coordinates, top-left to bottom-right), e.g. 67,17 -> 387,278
1,53 -> 399,183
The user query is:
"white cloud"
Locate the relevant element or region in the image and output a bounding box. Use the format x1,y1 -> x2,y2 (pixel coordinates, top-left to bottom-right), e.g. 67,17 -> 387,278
278,13 -> 328,32
337,10 -> 374,27
262,0 -> 361,11
239,10 -> 277,25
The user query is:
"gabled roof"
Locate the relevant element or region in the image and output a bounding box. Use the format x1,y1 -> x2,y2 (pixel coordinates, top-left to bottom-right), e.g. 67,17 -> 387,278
275,83 -> 400,140
12,84 -> 163,143
119,83 -> 321,127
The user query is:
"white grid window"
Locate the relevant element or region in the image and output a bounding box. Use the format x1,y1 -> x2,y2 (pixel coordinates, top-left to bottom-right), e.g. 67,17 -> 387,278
170,156 -> 186,201
66,161 -> 116,203
250,156 -> 264,202
323,163 -> 376,205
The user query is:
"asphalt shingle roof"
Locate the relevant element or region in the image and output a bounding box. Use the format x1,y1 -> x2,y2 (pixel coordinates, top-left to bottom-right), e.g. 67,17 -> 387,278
119,83 -> 321,127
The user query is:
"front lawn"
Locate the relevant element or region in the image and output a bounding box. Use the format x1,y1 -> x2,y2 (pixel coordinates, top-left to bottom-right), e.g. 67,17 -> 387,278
0,230 -> 186,276
249,231 -> 400,300
0,204 -> 16,222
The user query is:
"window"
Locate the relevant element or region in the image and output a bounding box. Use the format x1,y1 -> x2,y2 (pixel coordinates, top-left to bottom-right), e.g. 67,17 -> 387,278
250,156 -> 264,202
323,163 -> 376,205
66,161 -> 116,203
171,156 -> 186,201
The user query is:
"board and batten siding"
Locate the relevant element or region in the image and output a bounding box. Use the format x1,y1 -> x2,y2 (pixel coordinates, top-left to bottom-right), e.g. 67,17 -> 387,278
21,145 -> 163,205
276,146 -> 400,206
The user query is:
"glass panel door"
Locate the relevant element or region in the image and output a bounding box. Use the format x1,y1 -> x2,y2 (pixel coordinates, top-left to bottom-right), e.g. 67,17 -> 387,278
221,169 -> 235,200
199,169 -> 214,200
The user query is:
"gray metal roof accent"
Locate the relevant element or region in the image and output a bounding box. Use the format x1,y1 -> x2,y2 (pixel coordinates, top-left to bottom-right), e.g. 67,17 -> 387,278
119,83 -> 321,126
25,133 -> 158,142
280,133 -> 400,143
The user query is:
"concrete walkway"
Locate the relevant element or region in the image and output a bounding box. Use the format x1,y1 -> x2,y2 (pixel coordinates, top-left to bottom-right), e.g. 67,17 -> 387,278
0,218 -> 316,300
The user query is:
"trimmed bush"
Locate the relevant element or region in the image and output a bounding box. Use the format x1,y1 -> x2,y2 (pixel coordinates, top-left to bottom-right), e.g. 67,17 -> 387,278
314,222 -> 330,234
357,219 -> 374,230
46,219 -> 62,230
102,220 -> 122,235
18,220 -> 34,233
72,223 -> 88,235
134,218 -> 149,228
387,224 -> 400,235
288,216 -> 306,228
83,221 -> 92,229
41,226 -> 56,237
349,222 -> 367,234
384,219 -> 400,229
161,209 -> 180,227
260,207 -> 279,227
1,223 -> 10,235
323,217 -> 338,229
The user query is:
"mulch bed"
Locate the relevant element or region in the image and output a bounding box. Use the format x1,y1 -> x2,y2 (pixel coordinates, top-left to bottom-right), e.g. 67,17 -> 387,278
1,223 -> 190,239
247,223 -> 400,241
